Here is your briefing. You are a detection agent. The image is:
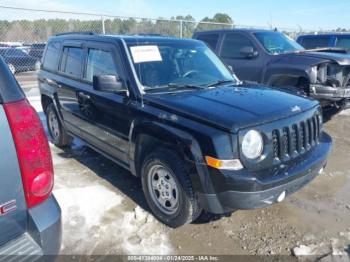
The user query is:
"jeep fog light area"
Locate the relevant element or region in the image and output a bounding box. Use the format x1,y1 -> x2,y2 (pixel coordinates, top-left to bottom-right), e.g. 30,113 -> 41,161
38,33 -> 332,228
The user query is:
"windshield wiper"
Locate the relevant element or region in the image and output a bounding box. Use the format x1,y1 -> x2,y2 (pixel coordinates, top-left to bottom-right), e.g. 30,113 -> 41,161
143,83 -> 206,93
167,83 -> 206,90
206,79 -> 236,87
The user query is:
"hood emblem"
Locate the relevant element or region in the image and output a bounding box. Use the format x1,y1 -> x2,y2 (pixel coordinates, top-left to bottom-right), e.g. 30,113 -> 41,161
291,105 -> 301,112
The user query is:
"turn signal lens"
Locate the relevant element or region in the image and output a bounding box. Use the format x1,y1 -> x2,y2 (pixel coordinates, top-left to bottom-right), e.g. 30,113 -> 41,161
205,156 -> 243,170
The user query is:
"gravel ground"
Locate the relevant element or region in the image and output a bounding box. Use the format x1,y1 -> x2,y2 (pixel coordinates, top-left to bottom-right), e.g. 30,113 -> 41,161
21,73 -> 350,259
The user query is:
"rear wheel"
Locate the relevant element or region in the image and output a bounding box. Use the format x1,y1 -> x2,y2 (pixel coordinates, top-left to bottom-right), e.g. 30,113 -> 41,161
141,148 -> 202,228
46,103 -> 72,147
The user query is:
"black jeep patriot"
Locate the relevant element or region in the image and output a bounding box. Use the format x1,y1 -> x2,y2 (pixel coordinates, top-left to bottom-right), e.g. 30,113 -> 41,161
193,29 -> 350,112
38,33 -> 332,228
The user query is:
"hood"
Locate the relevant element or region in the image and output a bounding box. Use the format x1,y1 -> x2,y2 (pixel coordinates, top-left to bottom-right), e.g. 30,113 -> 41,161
278,51 -> 350,66
144,84 -> 319,133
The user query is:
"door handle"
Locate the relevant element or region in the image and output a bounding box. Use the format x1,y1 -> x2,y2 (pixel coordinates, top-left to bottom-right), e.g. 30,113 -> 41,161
78,92 -> 91,100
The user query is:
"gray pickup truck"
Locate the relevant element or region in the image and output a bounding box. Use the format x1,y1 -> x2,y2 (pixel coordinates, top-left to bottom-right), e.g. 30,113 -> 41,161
0,57 -> 61,258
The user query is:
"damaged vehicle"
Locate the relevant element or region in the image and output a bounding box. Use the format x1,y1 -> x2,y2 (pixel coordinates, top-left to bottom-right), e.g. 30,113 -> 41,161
193,29 -> 350,112
39,33 -> 332,228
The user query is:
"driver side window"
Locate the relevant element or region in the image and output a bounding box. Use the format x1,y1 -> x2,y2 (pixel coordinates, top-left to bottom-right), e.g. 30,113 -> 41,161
85,49 -> 118,82
221,33 -> 255,59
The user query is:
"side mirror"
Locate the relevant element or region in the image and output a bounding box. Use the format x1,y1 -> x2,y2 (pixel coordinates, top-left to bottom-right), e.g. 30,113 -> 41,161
93,75 -> 123,92
240,46 -> 258,58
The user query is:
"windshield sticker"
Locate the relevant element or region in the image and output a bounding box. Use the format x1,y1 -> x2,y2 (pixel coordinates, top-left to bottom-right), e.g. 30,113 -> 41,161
130,45 -> 162,63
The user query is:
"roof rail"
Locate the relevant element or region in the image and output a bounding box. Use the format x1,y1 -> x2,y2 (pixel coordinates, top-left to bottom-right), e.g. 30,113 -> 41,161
55,31 -> 97,36
135,33 -> 163,36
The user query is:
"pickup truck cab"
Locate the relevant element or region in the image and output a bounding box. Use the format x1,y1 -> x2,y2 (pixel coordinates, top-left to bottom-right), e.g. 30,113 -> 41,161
193,29 -> 350,111
38,33 -> 332,228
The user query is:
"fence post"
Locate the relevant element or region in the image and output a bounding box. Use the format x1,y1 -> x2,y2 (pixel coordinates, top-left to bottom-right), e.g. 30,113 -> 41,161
179,20 -> 183,38
101,15 -> 105,34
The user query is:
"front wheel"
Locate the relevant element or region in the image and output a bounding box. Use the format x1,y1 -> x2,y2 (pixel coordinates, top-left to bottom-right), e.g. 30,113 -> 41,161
141,148 -> 202,228
46,103 -> 72,147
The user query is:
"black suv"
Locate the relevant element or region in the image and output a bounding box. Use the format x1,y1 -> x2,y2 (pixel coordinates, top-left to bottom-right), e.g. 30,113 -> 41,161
38,33 -> 332,228
193,29 -> 350,111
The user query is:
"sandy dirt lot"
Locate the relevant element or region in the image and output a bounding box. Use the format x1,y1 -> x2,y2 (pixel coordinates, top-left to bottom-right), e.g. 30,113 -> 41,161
21,72 -> 350,259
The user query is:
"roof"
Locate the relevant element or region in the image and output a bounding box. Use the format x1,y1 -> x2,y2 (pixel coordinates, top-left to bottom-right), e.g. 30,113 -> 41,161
298,33 -> 350,38
49,33 -> 202,45
193,28 -> 273,35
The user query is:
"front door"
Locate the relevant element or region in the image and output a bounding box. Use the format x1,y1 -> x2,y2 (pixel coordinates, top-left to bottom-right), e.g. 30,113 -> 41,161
77,42 -> 132,165
219,32 -> 264,83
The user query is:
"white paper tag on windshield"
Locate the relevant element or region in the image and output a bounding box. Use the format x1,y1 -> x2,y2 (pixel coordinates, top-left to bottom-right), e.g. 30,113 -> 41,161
130,45 -> 162,63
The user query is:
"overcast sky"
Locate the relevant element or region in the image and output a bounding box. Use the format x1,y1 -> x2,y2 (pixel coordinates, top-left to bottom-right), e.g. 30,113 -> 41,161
0,0 -> 348,30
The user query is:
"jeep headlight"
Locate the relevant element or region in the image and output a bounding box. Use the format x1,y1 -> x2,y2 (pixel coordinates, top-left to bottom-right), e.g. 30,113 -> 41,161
242,130 -> 263,159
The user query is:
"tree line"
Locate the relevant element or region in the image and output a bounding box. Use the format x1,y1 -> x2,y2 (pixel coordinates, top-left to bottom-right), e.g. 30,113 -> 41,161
0,13 -> 234,43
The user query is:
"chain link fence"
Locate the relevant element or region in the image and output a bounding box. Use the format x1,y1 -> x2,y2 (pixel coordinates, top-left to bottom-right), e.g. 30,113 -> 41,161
0,6 -> 239,81
0,5 -> 340,84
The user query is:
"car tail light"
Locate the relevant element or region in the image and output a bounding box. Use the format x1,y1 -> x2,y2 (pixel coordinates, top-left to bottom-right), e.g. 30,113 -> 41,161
4,99 -> 53,208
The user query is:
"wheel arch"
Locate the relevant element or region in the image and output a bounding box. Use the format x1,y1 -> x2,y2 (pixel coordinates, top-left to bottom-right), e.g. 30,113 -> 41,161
265,68 -> 311,95
41,94 -> 53,113
129,121 -> 212,194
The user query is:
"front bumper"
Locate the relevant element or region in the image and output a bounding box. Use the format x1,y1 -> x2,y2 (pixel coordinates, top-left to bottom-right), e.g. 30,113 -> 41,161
310,84 -> 350,102
197,133 -> 332,214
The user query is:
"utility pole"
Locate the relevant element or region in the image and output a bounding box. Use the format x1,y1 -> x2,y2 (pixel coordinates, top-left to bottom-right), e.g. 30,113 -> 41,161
180,20 -> 183,38
101,15 -> 105,34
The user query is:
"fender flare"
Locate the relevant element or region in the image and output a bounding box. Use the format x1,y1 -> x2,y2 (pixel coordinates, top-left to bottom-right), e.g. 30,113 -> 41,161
128,120 -> 215,194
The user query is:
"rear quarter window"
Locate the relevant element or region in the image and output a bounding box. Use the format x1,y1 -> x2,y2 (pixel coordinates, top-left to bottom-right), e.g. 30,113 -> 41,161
196,34 -> 220,50
43,42 -> 61,71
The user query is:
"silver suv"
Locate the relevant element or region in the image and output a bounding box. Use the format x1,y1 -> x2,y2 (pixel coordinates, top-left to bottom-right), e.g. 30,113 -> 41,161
0,57 -> 61,257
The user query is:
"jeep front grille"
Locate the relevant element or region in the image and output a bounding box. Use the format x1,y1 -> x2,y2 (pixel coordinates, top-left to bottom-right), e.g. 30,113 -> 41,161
272,114 -> 321,161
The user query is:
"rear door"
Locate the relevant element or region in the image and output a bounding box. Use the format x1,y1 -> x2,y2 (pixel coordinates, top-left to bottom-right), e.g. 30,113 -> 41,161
0,61 -> 28,245
55,42 -> 88,136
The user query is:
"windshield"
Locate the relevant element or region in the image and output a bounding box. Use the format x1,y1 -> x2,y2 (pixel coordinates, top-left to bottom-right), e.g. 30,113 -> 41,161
254,32 -> 305,54
127,41 -> 237,91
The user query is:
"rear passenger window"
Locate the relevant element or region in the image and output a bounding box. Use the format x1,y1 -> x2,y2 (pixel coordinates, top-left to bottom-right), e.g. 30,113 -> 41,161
85,49 -> 118,82
221,33 -> 255,59
43,42 -> 60,71
60,47 -> 83,77
300,37 -> 330,49
196,34 -> 219,50
336,37 -> 350,51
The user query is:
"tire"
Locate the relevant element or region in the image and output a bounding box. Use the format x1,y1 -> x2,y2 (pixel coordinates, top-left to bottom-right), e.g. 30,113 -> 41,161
141,148 -> 202,228
45,103 -> 73,147
7,63 -> 15,75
